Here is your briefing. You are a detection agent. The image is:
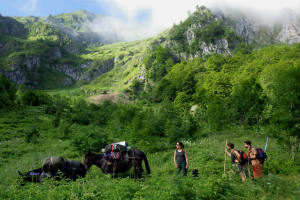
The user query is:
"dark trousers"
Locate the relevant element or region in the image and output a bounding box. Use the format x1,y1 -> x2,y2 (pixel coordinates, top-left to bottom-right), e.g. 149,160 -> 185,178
176,162 -> 187,176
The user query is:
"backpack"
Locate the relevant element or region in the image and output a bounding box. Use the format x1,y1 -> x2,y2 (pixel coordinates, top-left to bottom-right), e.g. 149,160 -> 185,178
256,148 -> 267,163
238,150 -> 248,166
105,143 -> 127,153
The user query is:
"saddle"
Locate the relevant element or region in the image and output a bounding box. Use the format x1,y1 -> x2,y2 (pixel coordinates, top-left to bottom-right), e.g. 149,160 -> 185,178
104,142 -> 129,162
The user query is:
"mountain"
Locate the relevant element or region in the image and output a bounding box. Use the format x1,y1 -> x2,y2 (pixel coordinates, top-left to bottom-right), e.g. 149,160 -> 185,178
0,10 -> 129,89
1,6 -> 300,90
151,6 -> 300,61
4,10 -> 120,47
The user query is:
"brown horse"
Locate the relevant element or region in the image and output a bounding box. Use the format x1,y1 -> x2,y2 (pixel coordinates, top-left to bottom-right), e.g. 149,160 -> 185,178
84,149 -> 150,178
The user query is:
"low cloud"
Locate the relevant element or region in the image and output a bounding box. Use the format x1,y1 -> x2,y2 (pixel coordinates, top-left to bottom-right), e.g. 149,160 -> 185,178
87,15 -> 157,42
91,0 -> 300,41
19,0 -> 38,14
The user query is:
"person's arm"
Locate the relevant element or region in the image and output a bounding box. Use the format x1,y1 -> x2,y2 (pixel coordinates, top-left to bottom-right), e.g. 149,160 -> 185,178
234,150 -> 241,162
252,148 -> 257,159
174,150 -> 177,168
225,149 -> 231,157
185,150 -> 189,169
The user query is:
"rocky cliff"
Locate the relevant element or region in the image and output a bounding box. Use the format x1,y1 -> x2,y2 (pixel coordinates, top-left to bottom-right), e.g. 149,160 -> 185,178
153,6 -> 300,61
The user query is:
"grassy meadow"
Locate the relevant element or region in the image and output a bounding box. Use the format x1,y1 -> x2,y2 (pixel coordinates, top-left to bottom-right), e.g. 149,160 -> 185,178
0,106 -> 299,200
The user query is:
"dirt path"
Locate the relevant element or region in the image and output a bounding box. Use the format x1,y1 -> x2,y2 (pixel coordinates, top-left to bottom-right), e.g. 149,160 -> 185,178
88,92 -> 127,104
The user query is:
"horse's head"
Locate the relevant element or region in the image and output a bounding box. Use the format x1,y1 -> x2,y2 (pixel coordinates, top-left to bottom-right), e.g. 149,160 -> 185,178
84,150 -> 95,170
83,150 -> 93,170
84,150 -> 104,170
17,168 -> 42,185
18,171 -> 25,176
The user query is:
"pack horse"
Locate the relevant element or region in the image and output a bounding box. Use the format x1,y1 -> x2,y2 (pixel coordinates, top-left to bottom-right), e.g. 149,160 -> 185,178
84,142 -> 150,178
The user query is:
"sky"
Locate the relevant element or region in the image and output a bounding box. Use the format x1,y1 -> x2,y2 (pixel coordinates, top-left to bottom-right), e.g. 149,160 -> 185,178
1,0 -> 300,40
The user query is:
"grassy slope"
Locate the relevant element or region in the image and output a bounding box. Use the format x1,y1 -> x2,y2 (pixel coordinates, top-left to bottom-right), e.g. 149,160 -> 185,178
0,107 -> 299,200
47,37 -> 155,99
80,39 -> 152,92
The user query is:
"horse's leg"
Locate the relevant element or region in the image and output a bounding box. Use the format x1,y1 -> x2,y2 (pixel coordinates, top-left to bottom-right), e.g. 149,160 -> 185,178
137,160 -> 143,178
111,161 -> 117,178
133,160 -> 142,179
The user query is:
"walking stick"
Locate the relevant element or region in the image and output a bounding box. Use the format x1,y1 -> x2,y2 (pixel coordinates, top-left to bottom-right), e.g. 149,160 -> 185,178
247,163 -> 252,178
264,136 -> 270,153
264,136 -> 270,172
224,140 -> 227,175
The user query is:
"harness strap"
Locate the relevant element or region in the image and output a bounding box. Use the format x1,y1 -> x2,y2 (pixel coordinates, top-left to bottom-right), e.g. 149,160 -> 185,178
111,145 -> 114,159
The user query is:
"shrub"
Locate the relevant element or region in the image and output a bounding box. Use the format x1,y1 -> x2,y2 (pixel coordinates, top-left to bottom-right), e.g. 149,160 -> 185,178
24,127 -> 40,143
0,75 -> 16,108
71,125 -> 109,153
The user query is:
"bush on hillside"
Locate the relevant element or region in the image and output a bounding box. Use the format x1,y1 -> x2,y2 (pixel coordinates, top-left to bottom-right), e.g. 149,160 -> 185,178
0,75 -> 16,109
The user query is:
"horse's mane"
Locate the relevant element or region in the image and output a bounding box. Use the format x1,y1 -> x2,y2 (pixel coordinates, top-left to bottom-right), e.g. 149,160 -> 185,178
88,152 -> 104,160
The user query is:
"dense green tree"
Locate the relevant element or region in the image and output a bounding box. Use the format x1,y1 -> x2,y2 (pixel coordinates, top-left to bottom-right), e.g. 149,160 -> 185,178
230,76 -> 265,125
260,60 -> 300,158
72,125 -> 108,153
144,45 -> 175,81
0,75 -> 16,109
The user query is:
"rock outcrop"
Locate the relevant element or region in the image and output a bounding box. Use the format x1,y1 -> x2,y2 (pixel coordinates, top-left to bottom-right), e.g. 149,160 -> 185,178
1,51 -> 116,88
277,23 -> 300,44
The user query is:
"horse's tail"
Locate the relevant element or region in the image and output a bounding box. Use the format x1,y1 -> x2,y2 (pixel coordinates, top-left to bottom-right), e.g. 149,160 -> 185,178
142,152 -> 150,174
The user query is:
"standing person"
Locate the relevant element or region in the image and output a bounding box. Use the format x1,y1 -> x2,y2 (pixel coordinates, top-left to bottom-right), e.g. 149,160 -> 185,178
225,142 -> 246,182
174,142 -> 189,176
244,140 -> 263,179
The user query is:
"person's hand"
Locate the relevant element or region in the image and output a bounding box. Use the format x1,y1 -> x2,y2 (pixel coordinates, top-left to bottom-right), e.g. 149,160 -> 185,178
186,164 -> 189,169
175,164 -> 178,168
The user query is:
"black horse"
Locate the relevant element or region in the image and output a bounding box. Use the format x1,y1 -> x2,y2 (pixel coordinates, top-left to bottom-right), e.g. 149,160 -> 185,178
18,157 -> 87,185
84,149 -> 150,178
42,157 -> 87,181
63,160 -> 87,180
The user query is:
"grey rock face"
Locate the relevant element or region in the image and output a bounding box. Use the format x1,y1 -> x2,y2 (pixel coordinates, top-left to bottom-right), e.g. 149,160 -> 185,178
51,58 -> 114,82
1,55 -> 40,85
233,17 -> 257,43
52,64 -> 82,80
80,58 -> 115,82
186,28 -> 195,45
226,11 -> 300,45
1,53 -> 115,88
201,39 -> 231,56
3,69 -> 26,85
277,23 -> 300,44
24,56 -> 40,70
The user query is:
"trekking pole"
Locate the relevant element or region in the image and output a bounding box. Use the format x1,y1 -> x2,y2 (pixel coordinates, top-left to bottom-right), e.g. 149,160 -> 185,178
224,140 -> 227,175
247,163 -> 252,179
264,136 -> 270,173
264,136 -> 269,153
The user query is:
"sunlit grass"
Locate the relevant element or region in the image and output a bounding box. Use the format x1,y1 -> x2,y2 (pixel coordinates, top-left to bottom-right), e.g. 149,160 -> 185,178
0,107 -> 299,199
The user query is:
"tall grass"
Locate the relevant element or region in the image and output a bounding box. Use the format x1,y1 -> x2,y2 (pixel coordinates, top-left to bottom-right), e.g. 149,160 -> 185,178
1,125 -> 299,199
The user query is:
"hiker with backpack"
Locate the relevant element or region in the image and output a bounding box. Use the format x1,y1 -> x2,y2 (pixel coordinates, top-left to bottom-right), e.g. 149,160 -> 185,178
244,140 -> 266,179
225,142 -> 246,182
174,142 -> 189,176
